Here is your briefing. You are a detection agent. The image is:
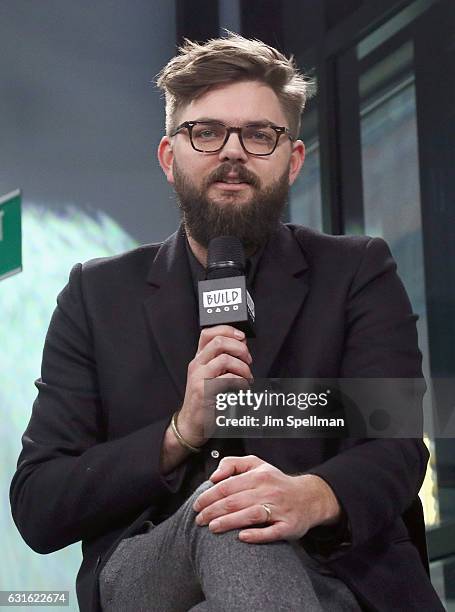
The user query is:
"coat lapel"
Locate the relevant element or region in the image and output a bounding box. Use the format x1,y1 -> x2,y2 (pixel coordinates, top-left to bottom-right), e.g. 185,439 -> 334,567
248,224 -> 310,378
143,223 -> 310,397
143,227 -> 199,399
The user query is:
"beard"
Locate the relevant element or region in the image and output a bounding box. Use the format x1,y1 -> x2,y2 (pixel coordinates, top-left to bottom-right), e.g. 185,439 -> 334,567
173,159 -> 290,252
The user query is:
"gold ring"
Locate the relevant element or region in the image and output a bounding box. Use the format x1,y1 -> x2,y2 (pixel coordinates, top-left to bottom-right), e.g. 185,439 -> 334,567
261,503 -> 272,523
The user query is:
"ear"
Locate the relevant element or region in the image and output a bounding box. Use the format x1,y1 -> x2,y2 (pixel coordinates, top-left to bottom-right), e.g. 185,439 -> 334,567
157,136 -> 175,184
288,140 -> 305,186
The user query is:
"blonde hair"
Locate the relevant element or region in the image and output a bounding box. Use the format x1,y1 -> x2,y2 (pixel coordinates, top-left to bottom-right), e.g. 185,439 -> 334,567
156,32 -> 313,138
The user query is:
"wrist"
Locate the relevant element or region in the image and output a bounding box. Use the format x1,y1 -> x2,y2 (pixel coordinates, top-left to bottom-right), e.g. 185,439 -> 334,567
159,424 -> 189,475
172,410 -> 206,451
295,474 -> 342,528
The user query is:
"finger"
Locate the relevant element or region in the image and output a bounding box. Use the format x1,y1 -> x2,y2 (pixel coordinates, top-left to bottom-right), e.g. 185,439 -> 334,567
196,336 -> 252,367
204,354 -> 253,380
214,374 -> 250,396
239,522 -> 288,543
194,460 -> 264,511
218,373 -> 247,379
195,489 -> 256,525
193,473 -> 250,512
202,370 -> 252,422
204,504 -> 276,534
198,326 -> 245,352
210,455 -> 264,482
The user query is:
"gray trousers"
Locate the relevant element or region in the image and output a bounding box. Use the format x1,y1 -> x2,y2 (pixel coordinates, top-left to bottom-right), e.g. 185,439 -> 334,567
99,481 -> 362,612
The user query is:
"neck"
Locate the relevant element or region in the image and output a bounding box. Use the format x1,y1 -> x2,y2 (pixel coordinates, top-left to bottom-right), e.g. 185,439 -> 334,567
186,232 -> 258,268
187,234 -> 208,267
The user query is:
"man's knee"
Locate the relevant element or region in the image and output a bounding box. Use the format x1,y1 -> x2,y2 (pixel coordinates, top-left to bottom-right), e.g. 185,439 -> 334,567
179,480 -> 214,517
192,480 -> 215,498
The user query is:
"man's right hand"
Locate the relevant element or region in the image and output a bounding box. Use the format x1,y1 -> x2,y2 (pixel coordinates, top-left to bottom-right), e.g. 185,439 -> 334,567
177,325 -> 253,448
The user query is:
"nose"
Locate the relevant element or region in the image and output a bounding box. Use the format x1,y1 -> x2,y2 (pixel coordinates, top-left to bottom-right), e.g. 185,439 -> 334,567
218,130 -> 248,163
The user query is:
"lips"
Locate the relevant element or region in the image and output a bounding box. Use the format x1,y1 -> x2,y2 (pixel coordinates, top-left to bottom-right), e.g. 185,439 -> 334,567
212,180 -> 251,191
208,164 -> 259,188
215,176 -> 249,184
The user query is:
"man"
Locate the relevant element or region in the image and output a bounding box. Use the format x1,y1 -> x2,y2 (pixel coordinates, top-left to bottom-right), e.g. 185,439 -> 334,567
10,34 -> 443,611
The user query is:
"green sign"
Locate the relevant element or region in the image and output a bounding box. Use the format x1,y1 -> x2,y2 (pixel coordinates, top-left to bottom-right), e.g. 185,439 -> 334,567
0,189 -> 22,281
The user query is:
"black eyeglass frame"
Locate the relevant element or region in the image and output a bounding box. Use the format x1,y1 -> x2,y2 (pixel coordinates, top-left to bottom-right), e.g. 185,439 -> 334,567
170,121 -> 295,156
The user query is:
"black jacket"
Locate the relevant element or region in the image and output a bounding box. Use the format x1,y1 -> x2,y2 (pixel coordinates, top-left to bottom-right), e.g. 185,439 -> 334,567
10,224 -> 443,611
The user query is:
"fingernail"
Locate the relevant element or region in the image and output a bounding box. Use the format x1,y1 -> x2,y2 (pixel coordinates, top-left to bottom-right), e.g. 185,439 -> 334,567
234,330 -> 245,339
210,520 -> 221,531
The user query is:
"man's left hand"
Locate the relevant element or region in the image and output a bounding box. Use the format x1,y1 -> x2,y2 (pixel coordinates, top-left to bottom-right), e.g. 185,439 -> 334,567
193,455 -> 342,543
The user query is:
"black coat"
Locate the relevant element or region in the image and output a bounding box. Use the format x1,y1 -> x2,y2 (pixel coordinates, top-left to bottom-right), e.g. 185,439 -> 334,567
10,224 -> 443,611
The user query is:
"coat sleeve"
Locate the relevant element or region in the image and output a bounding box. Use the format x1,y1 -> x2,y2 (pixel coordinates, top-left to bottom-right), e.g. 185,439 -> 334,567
9,263 -> 187,554
303,237 -> 429,556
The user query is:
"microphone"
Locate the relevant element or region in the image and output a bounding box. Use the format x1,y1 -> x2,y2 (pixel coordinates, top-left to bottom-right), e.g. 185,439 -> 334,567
198,236 -> 255,337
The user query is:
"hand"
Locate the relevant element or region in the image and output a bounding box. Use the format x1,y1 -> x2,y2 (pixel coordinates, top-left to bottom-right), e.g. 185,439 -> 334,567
177,326 -> 253,448
193,455 -> 342,543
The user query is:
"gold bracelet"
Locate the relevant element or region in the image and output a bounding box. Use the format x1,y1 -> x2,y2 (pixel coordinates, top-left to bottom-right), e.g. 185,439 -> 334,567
170,411 -> 201,453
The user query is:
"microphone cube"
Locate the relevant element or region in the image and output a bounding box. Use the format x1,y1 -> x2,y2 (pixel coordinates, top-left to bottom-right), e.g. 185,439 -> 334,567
198,275 -> 255,336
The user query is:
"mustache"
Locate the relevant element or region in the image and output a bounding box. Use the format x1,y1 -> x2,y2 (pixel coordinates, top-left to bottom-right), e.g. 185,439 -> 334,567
205,163 -> 261,189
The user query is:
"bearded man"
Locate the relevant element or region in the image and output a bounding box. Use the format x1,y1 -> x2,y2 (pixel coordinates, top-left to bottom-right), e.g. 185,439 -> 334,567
10,34 -> 443,611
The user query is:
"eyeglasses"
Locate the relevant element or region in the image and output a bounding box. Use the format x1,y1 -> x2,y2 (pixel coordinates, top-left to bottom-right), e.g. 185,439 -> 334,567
170,121 -> 295,156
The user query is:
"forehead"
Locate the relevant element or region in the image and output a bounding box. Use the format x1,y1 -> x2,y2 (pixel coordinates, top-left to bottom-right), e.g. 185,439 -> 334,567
179,80 -> 288,125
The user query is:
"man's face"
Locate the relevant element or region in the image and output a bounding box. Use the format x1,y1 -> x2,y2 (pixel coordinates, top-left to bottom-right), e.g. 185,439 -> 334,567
158,80 -> 305,251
